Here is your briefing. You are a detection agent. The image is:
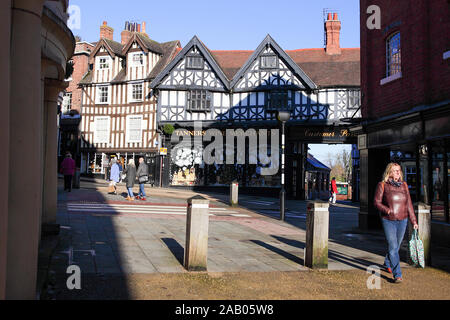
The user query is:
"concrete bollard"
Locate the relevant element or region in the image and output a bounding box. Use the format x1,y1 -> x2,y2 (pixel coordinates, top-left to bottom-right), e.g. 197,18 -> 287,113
408,202 -> 431,267
304,201 -> 330,269
230,181 -> 239,207
184,195 -> 210,271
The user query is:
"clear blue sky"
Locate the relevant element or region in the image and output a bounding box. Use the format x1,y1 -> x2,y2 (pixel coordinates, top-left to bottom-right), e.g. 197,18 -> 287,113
69,0 -> 360,50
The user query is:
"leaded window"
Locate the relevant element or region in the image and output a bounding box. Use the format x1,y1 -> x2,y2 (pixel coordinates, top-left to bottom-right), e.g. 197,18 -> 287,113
187,90 -> 211,111
99,57 -> 110,69
260,55 -> 278,69
186,56 -> 204,69
268,91 -> 289,110
132,83 -> 143,101
386,32 -> 401,77
132,53 -> 144,66
97,86 -> 109,104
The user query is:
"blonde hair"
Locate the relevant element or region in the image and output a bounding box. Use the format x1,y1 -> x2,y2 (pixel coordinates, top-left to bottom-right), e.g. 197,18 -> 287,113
382,162 -> 403,182
128,159 -> 135,166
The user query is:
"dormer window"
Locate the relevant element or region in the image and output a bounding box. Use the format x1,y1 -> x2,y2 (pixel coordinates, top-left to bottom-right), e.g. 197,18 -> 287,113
131,52 -> 144,66
98,57 -> 110,69
260,55 -> 278,69
186,55 -> 204,69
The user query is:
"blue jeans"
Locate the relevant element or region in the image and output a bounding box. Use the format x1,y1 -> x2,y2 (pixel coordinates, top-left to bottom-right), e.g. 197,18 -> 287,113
127,187 -> 134,197
381,218 -> 408,278
138,183 -> 146,198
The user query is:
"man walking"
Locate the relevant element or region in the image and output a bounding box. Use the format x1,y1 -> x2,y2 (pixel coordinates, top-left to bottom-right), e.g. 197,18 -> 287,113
329,177 -> 338,204
136,157 -> 149,201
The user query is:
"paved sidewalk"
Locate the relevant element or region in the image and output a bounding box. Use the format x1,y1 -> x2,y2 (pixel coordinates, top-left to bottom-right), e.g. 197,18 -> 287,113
38,179 -> 450,299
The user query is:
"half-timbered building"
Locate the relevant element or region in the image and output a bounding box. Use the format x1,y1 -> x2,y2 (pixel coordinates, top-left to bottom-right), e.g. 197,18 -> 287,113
150,13 -> 361,199
78,21 -> 180,177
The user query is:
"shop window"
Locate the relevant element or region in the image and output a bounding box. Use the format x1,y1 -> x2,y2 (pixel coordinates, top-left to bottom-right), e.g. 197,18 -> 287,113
386,32 -> 401,77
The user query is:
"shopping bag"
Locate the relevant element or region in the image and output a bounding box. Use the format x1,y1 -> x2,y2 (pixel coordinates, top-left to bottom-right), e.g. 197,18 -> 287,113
409,229 -> 425,268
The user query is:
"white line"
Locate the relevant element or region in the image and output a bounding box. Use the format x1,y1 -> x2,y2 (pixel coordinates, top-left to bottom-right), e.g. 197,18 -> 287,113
67,207 -> 237,214
68,203 -> 230,211
230,214 -> 250,217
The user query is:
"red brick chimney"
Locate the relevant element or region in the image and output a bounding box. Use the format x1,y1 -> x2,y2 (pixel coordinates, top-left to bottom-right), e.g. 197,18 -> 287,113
100,21 -> 114,40
325,13 -> 341,55
121,29 -> 132,45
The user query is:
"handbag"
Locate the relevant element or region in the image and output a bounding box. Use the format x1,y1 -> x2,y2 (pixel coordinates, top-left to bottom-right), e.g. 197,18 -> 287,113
138,175 -> 149,183
409,229 -> 425,268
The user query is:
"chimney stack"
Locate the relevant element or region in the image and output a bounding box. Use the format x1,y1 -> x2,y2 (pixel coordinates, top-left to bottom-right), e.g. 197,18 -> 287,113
325,13 -> 341,55
100,21 -> 114,41
121,21 -> 132,45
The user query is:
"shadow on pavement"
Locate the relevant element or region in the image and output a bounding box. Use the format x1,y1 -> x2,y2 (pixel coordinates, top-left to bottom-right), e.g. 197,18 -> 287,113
250,240 -> 305,266
161,238 -> 185,266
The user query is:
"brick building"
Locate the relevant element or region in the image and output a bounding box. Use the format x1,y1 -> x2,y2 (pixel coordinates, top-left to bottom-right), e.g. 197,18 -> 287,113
59,40 -> 95,166
356,0 -> 450,243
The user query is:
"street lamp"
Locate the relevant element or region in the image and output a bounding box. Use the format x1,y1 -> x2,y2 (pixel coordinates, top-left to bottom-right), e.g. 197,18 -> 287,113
277,111 -> 290,221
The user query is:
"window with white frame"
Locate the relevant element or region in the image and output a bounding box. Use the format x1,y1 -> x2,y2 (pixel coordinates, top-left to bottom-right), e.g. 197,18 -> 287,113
187,90 -> 211,111
62,92 -> 72,113
131,83 -> 143,101
260,55 -> 278,69
96,85 -> 109,104
131,52 -> 144,66
98,56 -> 110,69
126,115 -> 143,143
94,116 -> 110,144
386,32 -> 401,77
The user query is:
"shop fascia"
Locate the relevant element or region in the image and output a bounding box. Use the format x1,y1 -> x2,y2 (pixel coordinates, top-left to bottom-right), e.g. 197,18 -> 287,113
170,122 -> 280,176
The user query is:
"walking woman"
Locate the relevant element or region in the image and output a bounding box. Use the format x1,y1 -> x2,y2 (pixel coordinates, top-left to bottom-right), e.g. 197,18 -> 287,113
123,159 -> 136,201
60,152 -> 76,192
374,162 -> 419,283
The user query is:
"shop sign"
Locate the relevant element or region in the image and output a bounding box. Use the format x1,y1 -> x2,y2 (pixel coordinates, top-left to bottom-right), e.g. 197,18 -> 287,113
159,148 -> 168,155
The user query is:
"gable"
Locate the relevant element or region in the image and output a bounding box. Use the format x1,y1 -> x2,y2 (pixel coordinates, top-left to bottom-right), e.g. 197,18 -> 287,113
159,46 -> 226,91
150,36 -> 230,91
230,35 -> 317,92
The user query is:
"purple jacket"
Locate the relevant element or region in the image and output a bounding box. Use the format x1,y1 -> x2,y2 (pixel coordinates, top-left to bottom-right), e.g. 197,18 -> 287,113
61,157 -> 76,176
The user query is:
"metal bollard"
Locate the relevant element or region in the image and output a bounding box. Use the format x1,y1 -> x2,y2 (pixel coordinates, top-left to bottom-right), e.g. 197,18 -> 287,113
230,181 -> 239,207
304,200 -> 330,269
184,195 -> 210,271
408,202 -> 431,266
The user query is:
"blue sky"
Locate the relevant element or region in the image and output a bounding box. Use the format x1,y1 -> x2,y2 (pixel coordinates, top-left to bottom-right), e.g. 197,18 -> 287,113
68,0 -> 359,164
69,0 -> 360,50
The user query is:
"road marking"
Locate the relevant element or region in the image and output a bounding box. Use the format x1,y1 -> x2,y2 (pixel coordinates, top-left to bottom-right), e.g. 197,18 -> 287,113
67,203 -> 248,217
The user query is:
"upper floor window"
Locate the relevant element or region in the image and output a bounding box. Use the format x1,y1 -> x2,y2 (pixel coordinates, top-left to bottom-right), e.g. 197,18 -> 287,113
96,85 -> 109,104
62,92 -> 72,113
260,55 -> 278,69
268,90 -> 289,110
186,55 -> 204,69
131,52 -> 144,66
386,32 -> 401,77
187,90 -> 211,111
98,57 -> 110,69
131,83 -> 143,101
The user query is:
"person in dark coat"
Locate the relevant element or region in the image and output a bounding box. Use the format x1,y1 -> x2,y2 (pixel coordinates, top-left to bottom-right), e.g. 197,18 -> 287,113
123,159 -> 136,201
136,157 -> 149,200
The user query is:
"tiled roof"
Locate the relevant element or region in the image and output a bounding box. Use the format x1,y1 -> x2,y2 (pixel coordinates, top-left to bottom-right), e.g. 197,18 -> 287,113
78,70 -> 92,85
103,38 -> 125,57
135,33 -> 164,55
147,40 -> 182,80
210,48 -> 360,87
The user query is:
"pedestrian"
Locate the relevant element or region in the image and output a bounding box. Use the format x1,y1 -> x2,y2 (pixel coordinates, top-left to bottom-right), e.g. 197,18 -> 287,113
136,157 -> 149,201
122,158 -> 136,201
60,152 -> 76,192
329,177 -> 338,204
108,158 -> 120,195
374,162 -> 419,283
